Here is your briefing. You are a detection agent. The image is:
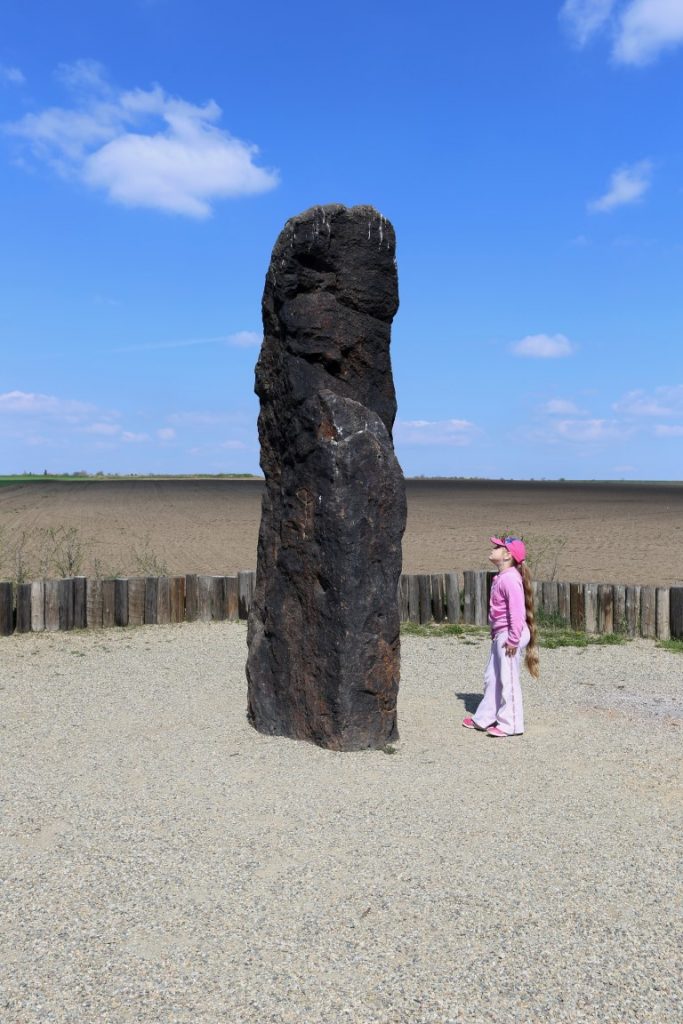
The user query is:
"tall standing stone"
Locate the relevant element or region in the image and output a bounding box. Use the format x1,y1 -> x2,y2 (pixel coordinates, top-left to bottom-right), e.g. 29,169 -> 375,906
246,204 -> 406,750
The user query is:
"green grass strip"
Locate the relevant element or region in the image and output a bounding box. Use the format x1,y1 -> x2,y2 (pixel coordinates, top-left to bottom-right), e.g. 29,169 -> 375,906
400,620 -> 630,649
656,638 -> 683,654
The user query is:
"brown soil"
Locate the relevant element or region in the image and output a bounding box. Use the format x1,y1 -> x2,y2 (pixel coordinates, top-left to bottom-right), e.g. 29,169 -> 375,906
1,479 -> 681,586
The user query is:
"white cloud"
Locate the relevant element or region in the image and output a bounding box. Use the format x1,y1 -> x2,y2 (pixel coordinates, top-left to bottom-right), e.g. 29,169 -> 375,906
24,434 -> 55,447
55,58 -> 110,94
543,398 -> 584,415
227,330 -> 262,347
5,62 -> 279,217
561,0 -> 616,46
561,0 -> 683,64
157,427 -> 176,440
394,418 -> 478,446
84,422 -> 121,435
614,385 -> 683,416
553,418 -> 633,441
121,431 -> 149,443
0,390 -> 94,418
167,410 -> 252,426
1,64 -> 26,86
615,0 -> 683,64
220,439 -> 248,449
112,333 -> 258,353
588,160 -> 652,213
511,333 -> 575,358
654,423 -> 683,436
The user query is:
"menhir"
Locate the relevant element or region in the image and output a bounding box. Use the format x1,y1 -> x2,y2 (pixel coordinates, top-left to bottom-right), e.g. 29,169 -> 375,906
246,204 -> 406,750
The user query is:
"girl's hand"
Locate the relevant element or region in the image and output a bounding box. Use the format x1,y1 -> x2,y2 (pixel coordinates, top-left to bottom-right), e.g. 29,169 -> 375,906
504,643 -> 518,657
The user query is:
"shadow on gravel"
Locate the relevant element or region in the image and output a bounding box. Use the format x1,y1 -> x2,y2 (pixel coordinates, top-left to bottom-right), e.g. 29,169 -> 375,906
454,691 -> 482,713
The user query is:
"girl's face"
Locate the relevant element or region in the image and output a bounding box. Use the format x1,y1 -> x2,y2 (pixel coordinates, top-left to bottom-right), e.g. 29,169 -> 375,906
489,544 -> 513,570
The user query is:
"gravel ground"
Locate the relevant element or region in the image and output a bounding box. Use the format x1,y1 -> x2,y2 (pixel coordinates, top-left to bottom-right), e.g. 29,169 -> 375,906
1,623 -> 681,1024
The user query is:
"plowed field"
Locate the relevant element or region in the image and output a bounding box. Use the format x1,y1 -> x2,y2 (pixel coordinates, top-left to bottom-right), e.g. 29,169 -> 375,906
1,479 -> 681,585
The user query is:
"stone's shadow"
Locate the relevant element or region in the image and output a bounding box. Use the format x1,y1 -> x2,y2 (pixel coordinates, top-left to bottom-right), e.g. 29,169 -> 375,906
454,692 -> 482,713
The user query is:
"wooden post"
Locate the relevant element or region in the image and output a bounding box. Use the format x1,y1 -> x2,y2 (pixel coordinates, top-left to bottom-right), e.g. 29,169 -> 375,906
407,575 -> 420,624
211,577 -> 226,621
31,580 -> 45,632
445,572 -> 460,624
59,578 -> 74,630
585,584 -> 598,634
463,571 -> 487,626
486,571 -> 496,615
45,579 -> 60,631
157,576 -> 170,625
197,575 -> 213,621
114,578 -> 128,627
127,578 -> 146,626
238,571 -> 254,619
398,576 -> 409,623
16,583 -> 32,633
86,579 -> 103,629
169,576 -> 186,623
625,586 -> 641,638
431,574 -> 445,623
670,587 -> 683,640
613,585 -> 626,633
73,577 -> 87,629
144,577 -> 159,625
569,583 -> 585,632
462,571 -> 475,625
185,574 -> 198,622
597,584 -> 613,634
225,576 -> 239,621
542,582 -> 559,620
557,582 -> 571,624
0,582 -> 13,636
418,575 -> 432,624
656,588 -> 670,641
474,571 -> 488,626
640,586 -> 656,638
102,580 -> 116,628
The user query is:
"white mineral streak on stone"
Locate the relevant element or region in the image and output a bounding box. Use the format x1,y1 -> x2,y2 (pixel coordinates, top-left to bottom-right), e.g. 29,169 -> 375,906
366,211 -> 388,249
307,207 -> 331,245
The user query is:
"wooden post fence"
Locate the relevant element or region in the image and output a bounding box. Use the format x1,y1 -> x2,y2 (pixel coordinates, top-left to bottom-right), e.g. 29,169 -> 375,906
0,570 -> 681,641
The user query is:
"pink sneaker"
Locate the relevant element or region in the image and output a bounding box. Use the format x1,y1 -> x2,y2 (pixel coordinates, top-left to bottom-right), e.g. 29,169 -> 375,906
462,717 -> 486,731
486,725 -> 510,738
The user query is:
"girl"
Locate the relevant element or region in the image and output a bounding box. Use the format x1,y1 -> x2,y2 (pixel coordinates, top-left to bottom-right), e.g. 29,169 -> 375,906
462,536 -> 539,737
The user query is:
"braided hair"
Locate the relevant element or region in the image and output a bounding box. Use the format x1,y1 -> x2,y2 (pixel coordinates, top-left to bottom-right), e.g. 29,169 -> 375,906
516,559 -> 540,679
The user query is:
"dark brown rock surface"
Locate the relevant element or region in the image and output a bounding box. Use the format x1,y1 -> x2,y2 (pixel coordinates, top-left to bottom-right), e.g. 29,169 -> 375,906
246,204 -> 406,750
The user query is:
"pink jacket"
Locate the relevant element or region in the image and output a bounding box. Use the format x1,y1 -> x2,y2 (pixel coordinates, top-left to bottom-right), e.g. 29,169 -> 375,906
489,567 -> 527,647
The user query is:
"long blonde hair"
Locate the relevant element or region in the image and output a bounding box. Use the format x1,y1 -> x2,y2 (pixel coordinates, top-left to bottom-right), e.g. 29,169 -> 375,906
516,560 -> 540,679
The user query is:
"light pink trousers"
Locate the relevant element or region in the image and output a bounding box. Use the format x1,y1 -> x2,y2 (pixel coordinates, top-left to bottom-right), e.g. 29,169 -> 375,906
473,626 -> 530,735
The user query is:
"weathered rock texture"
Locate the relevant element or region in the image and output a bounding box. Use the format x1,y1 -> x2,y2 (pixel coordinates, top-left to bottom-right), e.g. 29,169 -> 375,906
246,204 -> 406,750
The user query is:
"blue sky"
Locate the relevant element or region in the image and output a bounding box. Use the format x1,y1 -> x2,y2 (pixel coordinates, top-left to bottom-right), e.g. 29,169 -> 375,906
1,0 -> 682,479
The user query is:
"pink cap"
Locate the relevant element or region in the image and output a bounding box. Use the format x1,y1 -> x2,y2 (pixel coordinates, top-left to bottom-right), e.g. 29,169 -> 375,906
490,536 -> 526,564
